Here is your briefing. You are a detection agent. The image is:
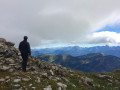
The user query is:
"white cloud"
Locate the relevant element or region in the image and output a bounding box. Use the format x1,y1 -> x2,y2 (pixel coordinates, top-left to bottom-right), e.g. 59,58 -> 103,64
87,31 -> 120,44
0,0 -> 120,47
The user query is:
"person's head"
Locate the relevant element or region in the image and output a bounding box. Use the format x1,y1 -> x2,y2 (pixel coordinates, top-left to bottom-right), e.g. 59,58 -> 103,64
24,36 -> 28,41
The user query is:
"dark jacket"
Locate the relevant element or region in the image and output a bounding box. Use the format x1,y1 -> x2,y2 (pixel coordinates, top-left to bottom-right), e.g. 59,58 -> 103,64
19,40 -> 31,56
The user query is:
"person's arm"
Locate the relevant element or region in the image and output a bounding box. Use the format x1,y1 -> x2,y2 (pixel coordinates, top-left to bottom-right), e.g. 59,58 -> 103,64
18,42 -> 21,51
28,42 -> 31,56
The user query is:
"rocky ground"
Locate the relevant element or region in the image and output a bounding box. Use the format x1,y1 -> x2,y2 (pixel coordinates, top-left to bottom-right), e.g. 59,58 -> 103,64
0,38 -> 120,90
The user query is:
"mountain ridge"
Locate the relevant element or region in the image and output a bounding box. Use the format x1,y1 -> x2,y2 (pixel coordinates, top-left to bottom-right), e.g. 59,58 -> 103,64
32,46 -> 120,58
37,53 -> 120,73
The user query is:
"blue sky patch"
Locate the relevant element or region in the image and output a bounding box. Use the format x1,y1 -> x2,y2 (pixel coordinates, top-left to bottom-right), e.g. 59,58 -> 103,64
98,24 -> 120,33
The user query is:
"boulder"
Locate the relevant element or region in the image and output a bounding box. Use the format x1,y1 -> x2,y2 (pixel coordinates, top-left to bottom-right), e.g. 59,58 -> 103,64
96,74 -> 111,79
22,78 -> 30,82
5,76 -> 10,80
13,84 -> 20,89
0,38 -> 6,43
0,47 -> 5,54
13,79 -> 21,83
0,78 -> 5,82
49,70 -> 54,76
6,58 -> 15,64
36,77 -> 40,83
57,82 -> 67,90
0,66 -> 10,71
9,68 -> 14,72
81,76 -> 94,87
29,84 -> 33,87
41,73 -> 48,78
31,87 -> 36,90
43,85 -> 52,90
5,41 -> 15,46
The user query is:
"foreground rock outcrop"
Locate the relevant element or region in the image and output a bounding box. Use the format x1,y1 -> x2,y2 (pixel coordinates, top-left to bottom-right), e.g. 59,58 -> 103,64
0,38 -> 72,90
0,38 -> 120,90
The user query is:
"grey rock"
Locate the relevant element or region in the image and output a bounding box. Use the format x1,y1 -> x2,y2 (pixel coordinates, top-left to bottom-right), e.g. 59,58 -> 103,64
0,47 -> 5,54
115,80 -> 120,84
29,84 -> 33,87
108,83 -> 112,86
9,68 -> 14,72
13,79 -> 21,83
0,62 -> 2,65
6,79 -> 11,83
55,77 -> 61,81
81,76 -> 94,87
15,65 -> 21,70
114,87 -> 119,89
48,76 -> 53,80
53,77 -> 61,82
96,84 -> 101,88
0,59 -> 5,64
49,70 -> 54,76
72,84 -> 76,87
57,82 -> 67,90
63,77 -> 69,82
5,41 -> 15,46
22,78 -> 30,82
29,66 -> 36,71
37,77 -> 40,83
0,43 -> 4,48
13,72 -> 20,76
19,56 -> 22,60
0,66 -> 10,71
4,51 -> 13,58
18,52 -> 21,56
58,87 -> 62,90
8,59 -> 15,64
97,74 -> 111,79
13,84 -> 20,89
0,66 -> 3,70
31,72 -> 35,75
9,64 -> 16,66
0,38 -> 6,42
41,73 -> 48,78
108,79 -> 113,83
52,66 -> 58,70
34,71 -> 39,74
0,78 -> 5,82
5,76 -> 10,80
44,85 -> 52,90
31,87 -> 36,90
31,71 -> 39,75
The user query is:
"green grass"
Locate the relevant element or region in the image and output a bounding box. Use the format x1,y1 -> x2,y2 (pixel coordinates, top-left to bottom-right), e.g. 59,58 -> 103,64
1,69 -> 120,90
48,59 -> 54,63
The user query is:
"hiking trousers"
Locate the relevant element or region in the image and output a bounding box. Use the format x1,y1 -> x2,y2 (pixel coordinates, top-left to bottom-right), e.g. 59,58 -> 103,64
21,54 -> 28,72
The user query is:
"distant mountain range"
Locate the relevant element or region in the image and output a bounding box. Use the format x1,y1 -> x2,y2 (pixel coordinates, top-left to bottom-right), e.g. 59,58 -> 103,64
37,53 -> 120,73
32,45 -> 120,57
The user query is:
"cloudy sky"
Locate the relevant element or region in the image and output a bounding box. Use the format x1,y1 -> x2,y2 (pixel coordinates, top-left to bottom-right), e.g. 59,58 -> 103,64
0,0 -> 120,48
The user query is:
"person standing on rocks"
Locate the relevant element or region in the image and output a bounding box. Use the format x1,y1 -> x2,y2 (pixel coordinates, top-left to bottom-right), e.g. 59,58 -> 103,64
19,36 -> 31,72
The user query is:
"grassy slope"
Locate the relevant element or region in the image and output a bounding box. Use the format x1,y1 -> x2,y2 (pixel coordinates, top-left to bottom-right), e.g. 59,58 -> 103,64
0,69 -> 120,90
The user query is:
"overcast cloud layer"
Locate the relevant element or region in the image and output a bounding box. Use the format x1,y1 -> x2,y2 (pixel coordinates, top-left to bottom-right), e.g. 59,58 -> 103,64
0,0 -> 120,48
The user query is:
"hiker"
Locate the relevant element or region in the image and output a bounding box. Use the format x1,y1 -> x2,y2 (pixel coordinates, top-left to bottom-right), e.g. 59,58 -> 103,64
19,36 -> 31,72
